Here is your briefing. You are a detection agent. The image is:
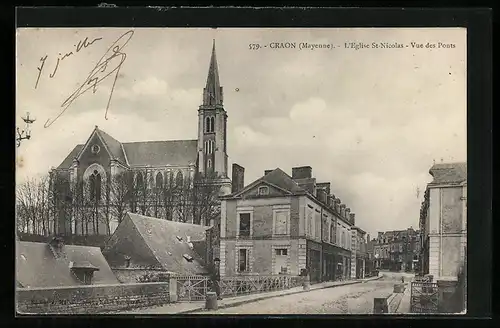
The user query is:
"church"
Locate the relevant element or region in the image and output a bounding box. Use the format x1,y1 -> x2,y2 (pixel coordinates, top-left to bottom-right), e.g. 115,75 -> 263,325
50,41 -> 232,236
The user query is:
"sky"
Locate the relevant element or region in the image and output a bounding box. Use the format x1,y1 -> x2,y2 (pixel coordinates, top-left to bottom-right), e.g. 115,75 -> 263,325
15,28 -> 467,238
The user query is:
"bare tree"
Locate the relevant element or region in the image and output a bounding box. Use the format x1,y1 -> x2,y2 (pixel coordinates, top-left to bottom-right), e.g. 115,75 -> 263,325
109,171 -> 132,225
192,171 -> 221,226
16,175 -> 50,235
162,171 -> 176,220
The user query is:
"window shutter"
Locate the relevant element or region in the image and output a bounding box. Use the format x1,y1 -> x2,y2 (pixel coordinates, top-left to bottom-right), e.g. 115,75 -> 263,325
275,211 -> 287,235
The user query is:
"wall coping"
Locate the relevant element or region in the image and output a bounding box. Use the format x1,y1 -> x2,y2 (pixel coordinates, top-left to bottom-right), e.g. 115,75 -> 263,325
17,281 -> 169,292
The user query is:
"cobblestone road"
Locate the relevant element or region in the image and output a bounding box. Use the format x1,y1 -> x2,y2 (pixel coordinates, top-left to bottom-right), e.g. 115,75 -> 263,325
196,278 -> 397,314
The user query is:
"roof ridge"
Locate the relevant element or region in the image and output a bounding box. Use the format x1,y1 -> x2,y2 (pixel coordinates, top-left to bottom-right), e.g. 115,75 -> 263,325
123,139 -> 198,145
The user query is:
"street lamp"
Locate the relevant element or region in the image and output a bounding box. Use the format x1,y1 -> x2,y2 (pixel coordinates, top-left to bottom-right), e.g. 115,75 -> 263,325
16,112 -> 36,147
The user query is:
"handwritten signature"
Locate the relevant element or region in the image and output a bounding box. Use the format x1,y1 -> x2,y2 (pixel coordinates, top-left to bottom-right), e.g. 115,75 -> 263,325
43,30 -> 135,129
35,36 -> 103,89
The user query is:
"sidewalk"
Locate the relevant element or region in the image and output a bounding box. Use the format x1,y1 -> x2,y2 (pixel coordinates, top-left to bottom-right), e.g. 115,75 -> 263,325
115,275 -> 382,315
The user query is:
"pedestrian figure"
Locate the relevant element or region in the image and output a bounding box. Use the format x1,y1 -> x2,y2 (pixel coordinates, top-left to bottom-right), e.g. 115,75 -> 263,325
212,258 -> 222,300
401,276 -> 405,283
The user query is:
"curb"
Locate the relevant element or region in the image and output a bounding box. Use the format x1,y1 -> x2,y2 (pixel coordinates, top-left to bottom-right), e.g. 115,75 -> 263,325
178,277 -> 381,314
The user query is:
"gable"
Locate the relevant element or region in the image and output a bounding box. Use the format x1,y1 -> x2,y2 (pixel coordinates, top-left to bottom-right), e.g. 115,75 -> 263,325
103,216 -> 161,269
239,181 -> 291,199
78,131 -> 113,169
127,213 -> 209,275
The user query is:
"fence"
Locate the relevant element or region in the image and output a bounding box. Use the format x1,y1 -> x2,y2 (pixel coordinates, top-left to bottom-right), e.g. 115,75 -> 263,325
410,281 -> 439,313
173,274 -> 303,302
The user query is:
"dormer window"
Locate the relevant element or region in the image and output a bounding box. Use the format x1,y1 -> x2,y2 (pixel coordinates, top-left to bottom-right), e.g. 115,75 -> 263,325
69,261 -> 99,285
258,186 -> 269,196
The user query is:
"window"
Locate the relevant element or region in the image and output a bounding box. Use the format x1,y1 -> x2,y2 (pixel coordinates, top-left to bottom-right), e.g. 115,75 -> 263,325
175,171 -> 183,187
155,172 -> 163,190
275,248 -> 288,256
258,186 -> 269,196
273,210 -> 289,235
204,140 -> 215,154
238,248 -> 249,272
330,222 -> 335,243
239,213 -> 251,237
341,231 -> 346,248
91,144 -> 100,154
136,172 -> 144,189
89,170 -> 102,201
207,159 -> 212,169
205,116 -> 215,133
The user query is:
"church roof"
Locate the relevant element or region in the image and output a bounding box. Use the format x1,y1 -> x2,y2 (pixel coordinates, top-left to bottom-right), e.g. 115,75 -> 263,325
56,131 -> 198,169
122,139 -> 198,167
428,162 -> 467,185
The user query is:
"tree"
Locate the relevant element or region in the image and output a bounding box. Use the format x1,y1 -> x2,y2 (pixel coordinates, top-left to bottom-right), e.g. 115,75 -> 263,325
192,171 -> 221,226
16,175 -> 50,235
109,171 -> 132,225
161,171 -> 176,221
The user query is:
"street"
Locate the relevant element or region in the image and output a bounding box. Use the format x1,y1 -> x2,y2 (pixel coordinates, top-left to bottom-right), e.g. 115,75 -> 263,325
193,275 -> 405,314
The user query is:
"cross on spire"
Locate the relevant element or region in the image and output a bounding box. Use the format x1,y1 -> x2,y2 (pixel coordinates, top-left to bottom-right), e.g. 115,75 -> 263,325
203,39 -> 223,106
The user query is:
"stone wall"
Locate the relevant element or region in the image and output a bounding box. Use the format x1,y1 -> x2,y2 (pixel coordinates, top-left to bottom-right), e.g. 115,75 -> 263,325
17,282 -> 170,314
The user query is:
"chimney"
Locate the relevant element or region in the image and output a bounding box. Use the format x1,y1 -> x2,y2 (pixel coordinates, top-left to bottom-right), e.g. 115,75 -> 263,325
231,163 -> 245,193
349,213 -> 355,225
345,207 -> 351,219
292,166 -> 312,179
340,204 -> 346,217
264,169 -> 274,176
327,195 -> 334,207
316,188 -> 327,204
367,234 -> 371,242
334,198 -> 341,213
317,182 -> 331,195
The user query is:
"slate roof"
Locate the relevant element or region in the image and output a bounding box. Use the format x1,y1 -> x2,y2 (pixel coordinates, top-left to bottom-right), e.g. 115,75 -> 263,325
56,127 -> 198,169
16,241 -> 118,288
224,168 -> 306,198
57,145 -> 83,169
124,212 -> 210,275
122,140 -> 198,166
429,162 -> 467,185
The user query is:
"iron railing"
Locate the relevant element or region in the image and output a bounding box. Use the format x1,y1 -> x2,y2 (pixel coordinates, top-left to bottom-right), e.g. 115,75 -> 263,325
172,274 -> 303,301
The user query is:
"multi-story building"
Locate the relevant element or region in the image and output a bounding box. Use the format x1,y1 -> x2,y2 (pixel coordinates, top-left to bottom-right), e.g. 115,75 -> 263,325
351,226 -> 368,279
419,162 -> 467,281
219,165 -> 358,283
373,228 -> 420,272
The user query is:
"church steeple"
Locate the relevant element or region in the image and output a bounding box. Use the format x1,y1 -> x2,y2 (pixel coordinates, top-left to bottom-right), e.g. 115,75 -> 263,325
203,39 -> 223,106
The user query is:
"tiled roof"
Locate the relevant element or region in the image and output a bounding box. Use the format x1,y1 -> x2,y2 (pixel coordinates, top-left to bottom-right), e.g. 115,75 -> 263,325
126,212 -> 209,275
16,241 -> 118,288
122,139 -> 198,166
262,168 -> 306,194
429,162 -> 467,185
226,168 -> 305,198
57,144 -> 83,169
97,128 -> 127,165
56,127 -> 198,169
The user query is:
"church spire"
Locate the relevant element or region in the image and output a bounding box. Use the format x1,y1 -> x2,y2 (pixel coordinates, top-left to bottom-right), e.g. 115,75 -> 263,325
203,39 -> 223,106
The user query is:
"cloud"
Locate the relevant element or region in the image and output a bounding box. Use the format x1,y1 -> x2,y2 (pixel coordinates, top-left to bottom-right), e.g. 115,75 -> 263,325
16,28 -> 466,238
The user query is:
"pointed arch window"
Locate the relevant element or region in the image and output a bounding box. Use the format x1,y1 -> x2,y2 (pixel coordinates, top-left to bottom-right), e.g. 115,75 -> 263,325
155,172 -> 164,190
205,116 -> 215,133
204,140 -> 215,154
175,171 -> 184,187
207,159 -> 212,170
89,170 -> 102,201
136,172 -> 144,190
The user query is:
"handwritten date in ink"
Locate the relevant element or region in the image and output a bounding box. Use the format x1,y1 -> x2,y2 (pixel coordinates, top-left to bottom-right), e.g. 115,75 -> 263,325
35,36 -> 103,89
43,30 -> 135,129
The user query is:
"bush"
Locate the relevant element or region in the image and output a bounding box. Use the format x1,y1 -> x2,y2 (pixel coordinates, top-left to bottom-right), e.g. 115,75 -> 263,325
136,272 -> 171,283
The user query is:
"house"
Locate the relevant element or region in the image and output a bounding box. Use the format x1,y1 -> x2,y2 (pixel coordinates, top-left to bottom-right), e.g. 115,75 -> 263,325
219,165 -> 359,283
419,162 -> 467,281
48,40 -> 232,236
16,238 -> 118,288
103,212 -> 212,279
351,226 -> 368,279
373,228 -> 420,272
